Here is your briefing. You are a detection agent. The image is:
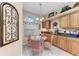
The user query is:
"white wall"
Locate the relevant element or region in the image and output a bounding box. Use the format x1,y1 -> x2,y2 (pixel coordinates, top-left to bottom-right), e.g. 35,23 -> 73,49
0,2 -> 23,56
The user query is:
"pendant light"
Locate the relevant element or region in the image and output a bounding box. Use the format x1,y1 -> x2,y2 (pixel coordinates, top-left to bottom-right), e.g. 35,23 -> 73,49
40,3 -> 45,21
36,3 -> 45,21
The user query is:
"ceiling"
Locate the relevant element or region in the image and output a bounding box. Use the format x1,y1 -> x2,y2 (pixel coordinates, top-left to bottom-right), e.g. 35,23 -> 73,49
23,2 -> 76,16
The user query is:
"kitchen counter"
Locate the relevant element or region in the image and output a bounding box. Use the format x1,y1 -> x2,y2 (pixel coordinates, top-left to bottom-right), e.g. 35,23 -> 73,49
52,34 -> 79,40
56,33 -> 79,39
57,35 -> 79,40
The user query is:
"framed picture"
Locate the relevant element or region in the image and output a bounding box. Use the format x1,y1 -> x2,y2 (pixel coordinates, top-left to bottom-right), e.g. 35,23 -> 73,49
48,12 -> 54,18
48,12 -> 58,18
0,2 -> 19,47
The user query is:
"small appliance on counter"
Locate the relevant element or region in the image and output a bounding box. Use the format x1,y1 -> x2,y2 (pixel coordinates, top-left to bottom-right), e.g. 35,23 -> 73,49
53,28 -> 59,35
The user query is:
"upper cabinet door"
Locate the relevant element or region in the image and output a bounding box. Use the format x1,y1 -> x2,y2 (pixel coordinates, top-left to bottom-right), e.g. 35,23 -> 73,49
70,12 -> 79,28
46,20 -> 51,29
42,22 -> 45,28
0,2 -> 19,47
59,12 -> 79,29
42,20 -> 51,29
59,15 -> 69,28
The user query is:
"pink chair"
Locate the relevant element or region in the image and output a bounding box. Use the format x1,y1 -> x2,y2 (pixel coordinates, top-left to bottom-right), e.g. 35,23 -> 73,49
30,40 -> 43,54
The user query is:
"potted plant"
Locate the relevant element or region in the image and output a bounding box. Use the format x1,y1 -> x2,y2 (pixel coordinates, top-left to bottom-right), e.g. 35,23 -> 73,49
61,5 -> 72,13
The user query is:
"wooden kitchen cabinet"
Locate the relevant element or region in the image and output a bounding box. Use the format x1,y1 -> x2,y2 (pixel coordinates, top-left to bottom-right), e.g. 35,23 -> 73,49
70,12 -> 79,28
60,37 -> 79,56
66,38 -> 72,53
57,36 -> 61,48
52,35 -> 60,47
45,21 -> 50,29
58,36 -> 66,50
42,22 -> 46,28
66,39 -> 79,56
59,11 -> 79,29
53,35 -> 57,46
58,36 -> 63,48
52,36 -> 66,49
52,35 -> 67,50
57,36 -> 79,55
42,20 -> 51,29
71,40 -> 79,56
56,36 -> 60,47
59,36 -> 72,51
52,35 -> 59,46
55,35 -> 59,47
52,35 -> 79,55
59,15 -> 69,28
51,35 -> 54,45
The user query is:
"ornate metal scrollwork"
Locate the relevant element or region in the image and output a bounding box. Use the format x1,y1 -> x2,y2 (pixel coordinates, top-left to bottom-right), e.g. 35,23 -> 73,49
0,2 -> 19,46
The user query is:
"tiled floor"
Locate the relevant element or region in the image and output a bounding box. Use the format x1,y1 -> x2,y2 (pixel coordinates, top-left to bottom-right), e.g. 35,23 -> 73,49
22,45 -> 73,56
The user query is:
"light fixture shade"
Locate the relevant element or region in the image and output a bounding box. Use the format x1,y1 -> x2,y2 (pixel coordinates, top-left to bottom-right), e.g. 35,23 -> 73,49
40,18 -> 43,21
36,17 -> 39,21
41,17 -> 45,20
40,17 -> 45,21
